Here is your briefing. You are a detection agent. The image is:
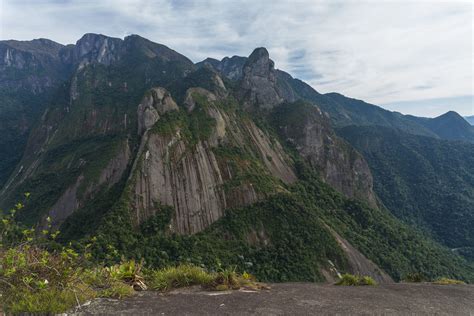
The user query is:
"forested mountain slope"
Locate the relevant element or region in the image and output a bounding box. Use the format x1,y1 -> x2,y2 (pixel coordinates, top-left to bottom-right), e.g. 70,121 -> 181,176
1,34 -> 473,283
338,126 -> 474,260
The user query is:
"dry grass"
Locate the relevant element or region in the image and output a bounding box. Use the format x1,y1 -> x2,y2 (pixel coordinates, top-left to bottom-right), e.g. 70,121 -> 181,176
433,277 -> 465,285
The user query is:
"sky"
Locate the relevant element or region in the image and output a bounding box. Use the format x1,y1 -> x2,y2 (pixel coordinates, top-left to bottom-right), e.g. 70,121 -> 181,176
1,0 -> 472,117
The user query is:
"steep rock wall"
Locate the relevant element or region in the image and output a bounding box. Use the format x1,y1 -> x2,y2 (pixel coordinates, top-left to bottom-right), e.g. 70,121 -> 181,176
272,102 -> 377,207
131,87 -> 296,234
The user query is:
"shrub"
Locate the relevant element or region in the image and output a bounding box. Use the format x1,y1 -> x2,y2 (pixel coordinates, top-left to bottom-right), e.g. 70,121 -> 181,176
204,266 -> 241,290
433,277 -> 465,285
335,273 -> 377,286
359,276 -> 377,286
82,267 -> 135,299
0,244 -> 97,313
5,286 -> 96,314
0,199 -> 136,313
104,259 -> 147,290
145,264 -> 264,292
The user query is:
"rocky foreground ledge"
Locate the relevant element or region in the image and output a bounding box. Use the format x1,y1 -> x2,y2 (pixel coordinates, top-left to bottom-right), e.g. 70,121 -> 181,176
69,283 -> 474,315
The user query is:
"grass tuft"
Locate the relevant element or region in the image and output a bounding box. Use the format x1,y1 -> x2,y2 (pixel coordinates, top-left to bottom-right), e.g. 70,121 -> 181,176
146,264 -> 215,291
335,273 -> 377,286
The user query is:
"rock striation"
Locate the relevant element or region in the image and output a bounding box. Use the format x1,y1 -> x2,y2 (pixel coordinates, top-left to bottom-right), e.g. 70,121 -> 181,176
132,87 -> 296,234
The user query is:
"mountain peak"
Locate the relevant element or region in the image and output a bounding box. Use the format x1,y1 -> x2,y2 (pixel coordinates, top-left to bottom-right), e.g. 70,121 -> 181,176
248,47 -> 269,61
74,33 -> 123,65
437,110 -> 462,118
76,33 -> 120,43
433,110 -> 468,124
423,110 -> 474,141
244,47 -> 274,78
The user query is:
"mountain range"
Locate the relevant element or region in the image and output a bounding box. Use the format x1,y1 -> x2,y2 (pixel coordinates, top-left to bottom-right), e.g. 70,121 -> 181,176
1,33 -> 473,282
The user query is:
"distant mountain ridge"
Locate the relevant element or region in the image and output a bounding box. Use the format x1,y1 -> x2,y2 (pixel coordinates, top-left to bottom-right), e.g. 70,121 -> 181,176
200,55 -> 474,143
465,115 -> 474,125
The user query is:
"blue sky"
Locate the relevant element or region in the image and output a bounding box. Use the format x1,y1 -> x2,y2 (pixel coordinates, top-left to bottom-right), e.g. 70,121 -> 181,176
0,0 -> 472,117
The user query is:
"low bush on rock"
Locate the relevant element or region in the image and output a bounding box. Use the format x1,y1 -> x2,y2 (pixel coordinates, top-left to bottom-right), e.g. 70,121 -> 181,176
335,274 -> 377,286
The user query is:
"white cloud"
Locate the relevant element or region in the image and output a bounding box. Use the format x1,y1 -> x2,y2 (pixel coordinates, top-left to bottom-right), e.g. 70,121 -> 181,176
0,0 -> 472,116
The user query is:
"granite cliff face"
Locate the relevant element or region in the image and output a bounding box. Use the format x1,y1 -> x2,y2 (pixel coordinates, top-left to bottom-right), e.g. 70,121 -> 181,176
205,48 -> 377,207
238,48 -> 284,109
196,56 -> 246,81
0,34 -> 194,227
131,87 -> 296,234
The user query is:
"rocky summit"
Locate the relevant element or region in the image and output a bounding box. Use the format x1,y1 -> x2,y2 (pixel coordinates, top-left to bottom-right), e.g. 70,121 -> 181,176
1,33 -> 473,290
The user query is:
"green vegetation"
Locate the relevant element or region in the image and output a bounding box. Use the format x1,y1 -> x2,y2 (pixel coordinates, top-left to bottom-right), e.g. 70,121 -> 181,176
1,135 -> 124,227
84,161 -> 474,284
294,167 -> 474,282
145,264 -> 261,291
94,191 -> 348,282
0,201 -> 133,313
147,264 -> 214,291
0,200 -> 258,313
338,125 -> 474,260
335,274 -> 377,286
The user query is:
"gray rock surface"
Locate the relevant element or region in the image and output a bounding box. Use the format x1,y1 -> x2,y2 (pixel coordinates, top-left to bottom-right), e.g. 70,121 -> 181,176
238,48 -> 284,109
70,283 -> 474,315
197,56 -> 247,80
